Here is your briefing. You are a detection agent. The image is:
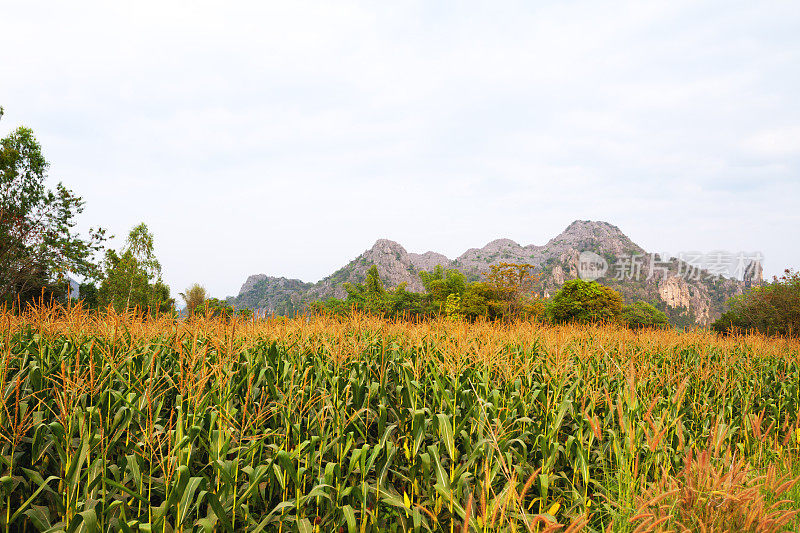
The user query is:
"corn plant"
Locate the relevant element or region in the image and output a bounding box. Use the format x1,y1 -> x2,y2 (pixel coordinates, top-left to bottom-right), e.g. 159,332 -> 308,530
0,304 -> 798,532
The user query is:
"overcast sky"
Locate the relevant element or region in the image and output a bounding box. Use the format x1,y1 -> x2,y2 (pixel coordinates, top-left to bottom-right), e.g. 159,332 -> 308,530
2,1 -> 799,298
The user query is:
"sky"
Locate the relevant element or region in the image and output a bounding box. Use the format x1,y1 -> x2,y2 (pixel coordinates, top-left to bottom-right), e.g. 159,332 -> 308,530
2,1 -> 799,299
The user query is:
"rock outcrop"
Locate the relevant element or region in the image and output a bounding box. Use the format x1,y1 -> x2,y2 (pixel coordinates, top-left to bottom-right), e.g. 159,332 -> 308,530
408,251 -> 452,272
657,275 -> 712,325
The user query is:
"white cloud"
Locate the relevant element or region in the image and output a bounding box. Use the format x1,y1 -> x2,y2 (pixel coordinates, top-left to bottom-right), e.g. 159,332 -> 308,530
745,127 -> 800,157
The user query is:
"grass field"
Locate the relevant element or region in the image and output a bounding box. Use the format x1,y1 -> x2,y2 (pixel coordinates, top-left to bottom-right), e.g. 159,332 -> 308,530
1,305 -> 799,532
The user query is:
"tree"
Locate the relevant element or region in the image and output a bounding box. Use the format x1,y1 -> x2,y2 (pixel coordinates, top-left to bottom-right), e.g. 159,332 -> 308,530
0,108 -> 106,305
419,266 -> 467,314
623,301 -> 669,329
151,280 -> 175,315
342,265 -> 389,314
315,265 -> 426,317
98,249 -> 150,312
460,282 -> 492,320
121,223 -> 161,309
483,263 -> 544,319
78,282 -> 99,310
364,265 -> 385,298
180,283 -> 207,315
98,223 -> 174,314
712,269 -> 800,336
548,279 -> 623,323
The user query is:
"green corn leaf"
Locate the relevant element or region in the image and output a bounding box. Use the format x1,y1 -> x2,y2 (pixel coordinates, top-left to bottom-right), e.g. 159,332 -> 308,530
205,492 -> 234,532
297,517 -> 314,533
66,508 -> 98,533
10,475 -> 60,524
102,478 -> 149,504
178,476 -> 205,526
341,505 -> 357,533
24,507 -> 52,532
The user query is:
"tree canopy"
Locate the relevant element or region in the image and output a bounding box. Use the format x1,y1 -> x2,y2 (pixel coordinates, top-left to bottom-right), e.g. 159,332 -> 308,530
712,269 -> 800,336
622,301 -> 669,329
547,279 -> 623,323
0,108 -> 106,305
97,223 -> 174,314
180,283 -> 208,316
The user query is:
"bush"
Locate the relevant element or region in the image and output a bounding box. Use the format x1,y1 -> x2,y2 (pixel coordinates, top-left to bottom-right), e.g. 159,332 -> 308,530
623,301 -> 669,329
547,279 -> 623,323
712,269 -> 800,336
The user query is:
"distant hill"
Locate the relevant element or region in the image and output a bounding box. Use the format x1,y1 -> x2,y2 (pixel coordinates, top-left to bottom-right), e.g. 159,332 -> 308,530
230,275 -> 313,316
227,220 -> 758,326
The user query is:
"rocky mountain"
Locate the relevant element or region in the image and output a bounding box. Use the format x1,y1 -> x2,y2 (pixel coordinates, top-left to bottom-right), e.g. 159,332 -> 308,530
305,239 -> 429,300
229,275 -> 313,316
228,220 -> 756,325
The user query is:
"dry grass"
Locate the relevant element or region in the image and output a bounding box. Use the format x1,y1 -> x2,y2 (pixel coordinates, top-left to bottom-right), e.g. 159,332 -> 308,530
631,447 -> 799,532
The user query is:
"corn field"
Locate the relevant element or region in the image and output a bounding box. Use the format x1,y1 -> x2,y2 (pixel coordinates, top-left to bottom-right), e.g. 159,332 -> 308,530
1,305 -> 799,532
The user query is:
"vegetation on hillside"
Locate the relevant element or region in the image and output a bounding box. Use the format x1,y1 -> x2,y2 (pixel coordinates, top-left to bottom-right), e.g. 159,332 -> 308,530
314,265 -> 669,331
316,263 -> 548,322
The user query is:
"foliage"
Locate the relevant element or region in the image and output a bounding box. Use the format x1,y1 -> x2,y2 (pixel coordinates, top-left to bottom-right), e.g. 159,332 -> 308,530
547,279 -> 623,323
622,301 -> 669,329
77,282 -> 99,310
0,110 -> 106,305
97,223 -> 174,314
194,297 -> 234,318
459,282 -> 493,319
342,265 -> 387,314
320,263 -> 545,322
419,266 -> 467,313
483,262 -> 544,319
327,265 -> 426,317
419,266 -> 475,319
193,297 -> 253,319
712,269 -> 800,337
180,283 -> 207,316
1,306 -> 799,532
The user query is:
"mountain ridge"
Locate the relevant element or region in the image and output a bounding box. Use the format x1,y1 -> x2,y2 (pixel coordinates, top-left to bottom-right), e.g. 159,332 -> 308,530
227,220 -> 753,325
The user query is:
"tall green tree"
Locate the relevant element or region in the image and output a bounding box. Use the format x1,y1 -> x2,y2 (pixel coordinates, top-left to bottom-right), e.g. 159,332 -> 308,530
419,265 -> 467,313
342,265 -> 388,314
121,223 -> 161,309
329,265 -> 425,317
0,107 -> 106,305
77,281 -> 99,310
547,279 -> 623,323
98,223 -> 174,314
